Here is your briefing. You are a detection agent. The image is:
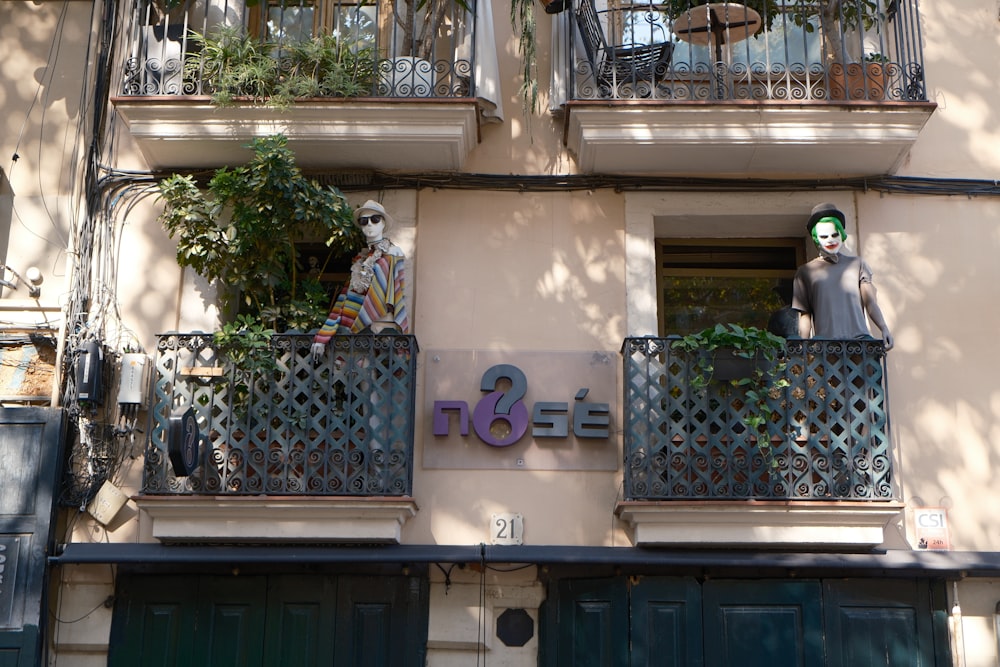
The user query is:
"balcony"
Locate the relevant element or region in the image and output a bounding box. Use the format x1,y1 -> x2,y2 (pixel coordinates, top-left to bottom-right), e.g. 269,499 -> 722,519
111,0 -> 489,171
616,336 -> 903,549
562,0 -> 936,177
137,332 -> 419,543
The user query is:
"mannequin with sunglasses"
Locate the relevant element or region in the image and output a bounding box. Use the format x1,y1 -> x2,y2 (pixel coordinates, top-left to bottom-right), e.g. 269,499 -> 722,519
311,200 -> 409,359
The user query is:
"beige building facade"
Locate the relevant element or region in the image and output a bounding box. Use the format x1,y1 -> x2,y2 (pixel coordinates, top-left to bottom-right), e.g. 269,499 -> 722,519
2,0 -> 1000,664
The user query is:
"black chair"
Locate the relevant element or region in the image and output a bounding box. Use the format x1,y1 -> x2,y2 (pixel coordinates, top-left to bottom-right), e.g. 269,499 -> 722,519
574,0 -> 674,98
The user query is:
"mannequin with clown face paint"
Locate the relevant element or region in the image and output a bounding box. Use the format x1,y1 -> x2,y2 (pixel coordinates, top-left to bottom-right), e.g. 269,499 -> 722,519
310,200 -> 409,359
792,203 -> 893,350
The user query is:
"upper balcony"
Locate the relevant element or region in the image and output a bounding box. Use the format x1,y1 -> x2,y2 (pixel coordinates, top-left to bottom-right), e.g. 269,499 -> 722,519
561,0 -> 936,177
138,332 -> 419,543
111,0 -> 492,171
615,336 -> 903,549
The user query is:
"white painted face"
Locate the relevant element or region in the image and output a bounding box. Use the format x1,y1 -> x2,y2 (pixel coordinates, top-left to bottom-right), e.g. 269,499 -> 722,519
357,212 -> 386,244
814,221 -> 843,255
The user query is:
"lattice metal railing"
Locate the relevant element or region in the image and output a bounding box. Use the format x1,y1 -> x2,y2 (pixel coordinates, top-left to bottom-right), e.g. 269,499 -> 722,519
144,332 -> 418,496
621,337 -> 893,501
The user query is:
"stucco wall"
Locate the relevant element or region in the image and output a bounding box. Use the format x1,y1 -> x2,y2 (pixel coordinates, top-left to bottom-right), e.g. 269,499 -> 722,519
858,194 -> 1000,552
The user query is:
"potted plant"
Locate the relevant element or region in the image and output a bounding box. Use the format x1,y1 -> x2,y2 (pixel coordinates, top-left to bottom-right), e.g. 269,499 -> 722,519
157,133 -> 360,331
157,134 -> 362,421
665,0 -> 885,67
665,0 -> 888,101
185,26 -> 378,107
828,49 -> 887,100
538,0 -> 568,14
670,323 -> 789,463
511,0 -> 541,114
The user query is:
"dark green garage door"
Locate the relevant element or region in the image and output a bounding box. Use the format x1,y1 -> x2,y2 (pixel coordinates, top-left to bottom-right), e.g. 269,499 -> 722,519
109,573 -> 427,667
0,408 -> 66,667
548,577 -> 950,667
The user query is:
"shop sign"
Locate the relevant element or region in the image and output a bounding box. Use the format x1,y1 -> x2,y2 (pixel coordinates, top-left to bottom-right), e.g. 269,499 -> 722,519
913,507 -> 950,550
424,350 -> 618,471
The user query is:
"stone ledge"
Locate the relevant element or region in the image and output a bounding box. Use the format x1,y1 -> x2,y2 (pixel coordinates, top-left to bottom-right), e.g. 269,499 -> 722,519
111,97 -> 480,171
565,102 -> 936,177
615,500 -> 905,550
135,495 -> 418,544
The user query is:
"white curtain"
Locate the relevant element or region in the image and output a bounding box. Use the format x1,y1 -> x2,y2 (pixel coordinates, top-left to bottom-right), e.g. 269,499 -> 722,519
550,10 -> 570,109
459,0 -> 503,122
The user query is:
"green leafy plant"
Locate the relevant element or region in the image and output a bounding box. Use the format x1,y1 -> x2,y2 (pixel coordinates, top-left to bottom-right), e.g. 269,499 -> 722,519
211,314 -> 276,415
185,26 -> 377,107
275,33 -> 378,102
157,134 -> 361,331
785,0 -> 884,65
510,0 -> 540,117
671,323 -> 789,464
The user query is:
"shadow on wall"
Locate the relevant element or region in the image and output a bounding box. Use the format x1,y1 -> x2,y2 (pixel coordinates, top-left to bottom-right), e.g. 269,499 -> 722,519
908,2 -> 1000,173
864,201 -> 1000,551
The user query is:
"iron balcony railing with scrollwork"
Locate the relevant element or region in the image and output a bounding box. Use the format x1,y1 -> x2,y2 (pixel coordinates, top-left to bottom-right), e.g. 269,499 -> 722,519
120,0 -> 476,99
621,336 -> 893,501
144,332 -> 418,496
568,0 -> 927,102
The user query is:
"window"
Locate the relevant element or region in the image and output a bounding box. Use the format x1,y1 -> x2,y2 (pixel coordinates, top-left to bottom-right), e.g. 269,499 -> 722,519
252,0 -> 381,51
608,0 -> 670,46
622,191 -> 849,338
656,238 -> 804,335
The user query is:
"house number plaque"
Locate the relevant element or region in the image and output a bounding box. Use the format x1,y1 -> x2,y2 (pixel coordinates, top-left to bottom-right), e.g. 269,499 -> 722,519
491,513 -> 524,545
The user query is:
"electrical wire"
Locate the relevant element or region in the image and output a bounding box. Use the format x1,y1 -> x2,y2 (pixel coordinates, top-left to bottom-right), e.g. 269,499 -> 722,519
54,0 -> 151,510
93,163 -> 1000,199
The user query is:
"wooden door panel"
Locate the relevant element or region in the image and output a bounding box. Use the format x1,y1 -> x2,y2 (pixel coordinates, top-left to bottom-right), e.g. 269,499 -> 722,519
824,580 -> 943,667
197,577 -> 267,667
264,575 -> 337,667
556,578 -> 628,667
702,580 -> 824,667
630,577 -> 703,667
109,576 -> 198,667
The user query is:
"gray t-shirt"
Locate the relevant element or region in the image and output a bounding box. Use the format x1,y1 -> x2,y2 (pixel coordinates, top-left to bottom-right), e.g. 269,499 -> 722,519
792,254 -> 874,339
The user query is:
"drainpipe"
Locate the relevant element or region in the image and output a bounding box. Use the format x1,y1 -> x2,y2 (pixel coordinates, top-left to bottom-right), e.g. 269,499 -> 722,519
994,602 -> 1000,667
949,581 -> 966,667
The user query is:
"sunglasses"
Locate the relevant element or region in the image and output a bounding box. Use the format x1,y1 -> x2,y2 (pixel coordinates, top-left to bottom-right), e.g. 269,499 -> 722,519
358,214 -> 383,226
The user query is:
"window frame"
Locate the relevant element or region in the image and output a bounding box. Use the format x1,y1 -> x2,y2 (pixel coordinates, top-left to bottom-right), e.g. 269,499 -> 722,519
655,237 -> 805,336
249,0 -> 386,52
623,191 -> 858,337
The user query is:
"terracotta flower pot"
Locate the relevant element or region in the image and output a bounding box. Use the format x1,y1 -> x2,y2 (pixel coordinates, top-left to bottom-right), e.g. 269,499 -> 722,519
828,62 -> 887,101
539,0 -> 569,14
710,348 -> 772,382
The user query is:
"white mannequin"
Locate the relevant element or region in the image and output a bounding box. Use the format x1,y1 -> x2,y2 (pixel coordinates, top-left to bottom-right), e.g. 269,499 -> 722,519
794,213 -> 893,350
310,201 -> 407,359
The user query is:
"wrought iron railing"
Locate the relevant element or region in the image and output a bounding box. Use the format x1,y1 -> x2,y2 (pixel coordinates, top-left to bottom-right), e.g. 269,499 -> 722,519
144,332 -> 418,496
621,336 -> 893,501
119,0 -> 476,99
568,0 -> 927,102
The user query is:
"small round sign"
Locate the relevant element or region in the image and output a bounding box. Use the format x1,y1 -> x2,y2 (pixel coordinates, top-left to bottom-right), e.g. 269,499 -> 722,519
168,406 -> 201,477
